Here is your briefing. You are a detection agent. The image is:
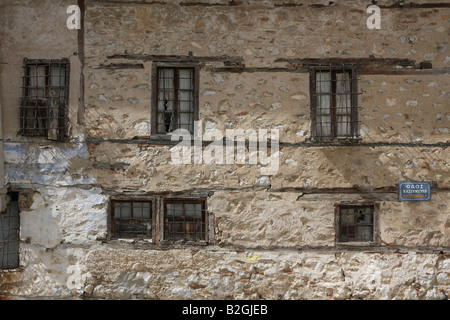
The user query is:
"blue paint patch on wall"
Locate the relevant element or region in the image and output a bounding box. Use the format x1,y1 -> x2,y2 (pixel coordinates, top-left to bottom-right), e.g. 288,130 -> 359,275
4,141 -> 94,186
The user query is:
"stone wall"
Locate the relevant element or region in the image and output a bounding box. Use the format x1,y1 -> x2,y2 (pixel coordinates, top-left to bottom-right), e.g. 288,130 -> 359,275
0,0 -> 449,299
3,244 -> 449,300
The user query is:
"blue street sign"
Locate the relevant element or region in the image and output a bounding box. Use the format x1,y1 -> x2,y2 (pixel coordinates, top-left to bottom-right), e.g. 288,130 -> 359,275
399,181 -> 431,201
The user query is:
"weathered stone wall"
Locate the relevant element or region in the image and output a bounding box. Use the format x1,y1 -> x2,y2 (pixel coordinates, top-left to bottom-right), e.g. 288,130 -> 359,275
0,0 -> 449,299
2,244 -> 449,300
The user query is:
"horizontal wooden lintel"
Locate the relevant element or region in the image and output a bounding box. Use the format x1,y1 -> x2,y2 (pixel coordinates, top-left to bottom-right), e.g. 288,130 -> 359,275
275,57 -> 417,68
379,2 -> 450,9
358,68 -> 450,75
205,66 -> 307,73
107,54 -> 243,65
96,63 -> 144,70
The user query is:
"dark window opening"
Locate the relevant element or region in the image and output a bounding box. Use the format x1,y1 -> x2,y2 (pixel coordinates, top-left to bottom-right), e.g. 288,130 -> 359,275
20,59 -> 70,141
310,66 -> 358,140
111,200 -> 152,239
164,199 -> 206,242
0,192 -> 20,269
338,205 -> 374,242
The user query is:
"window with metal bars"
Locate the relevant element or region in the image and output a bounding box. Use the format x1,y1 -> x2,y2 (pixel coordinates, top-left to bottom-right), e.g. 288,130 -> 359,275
152,66 -> 198,135
164,199 -> 206,242
111,200 -> 153,239
0,193 -> 19,269
310,66 -> 358,140
20,59 -> 70,141
337,205 -> 375,243
109,197 -> 208,244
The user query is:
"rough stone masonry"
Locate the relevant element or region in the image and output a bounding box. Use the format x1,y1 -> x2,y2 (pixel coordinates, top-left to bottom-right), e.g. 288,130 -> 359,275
0,0 -> 449,300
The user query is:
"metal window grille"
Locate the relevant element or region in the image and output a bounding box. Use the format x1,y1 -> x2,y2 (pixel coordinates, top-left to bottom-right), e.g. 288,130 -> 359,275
20,59 -> 70,141
0,193 -> 19,269
310,65 -> 358,140
164,199 -> 206,242
112,200 -> 152,239
338,205 -> 374,242
156,67 -> 195,134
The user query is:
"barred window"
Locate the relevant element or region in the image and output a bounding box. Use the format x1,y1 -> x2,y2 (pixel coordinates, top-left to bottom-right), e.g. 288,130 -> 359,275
109,197 -> 208,244
152,66 -> 198,135
310,66 -> 358,140
0,193 -> 20,269
20,59 -> 69,141
164,199 -> 206,242
337,205 -> 375,243
111,200 -> 153,239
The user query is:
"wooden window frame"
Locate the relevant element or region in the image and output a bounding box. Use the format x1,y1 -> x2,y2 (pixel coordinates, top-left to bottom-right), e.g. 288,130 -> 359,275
309,65 -> 359,141
151,63 -> 200,136
162,198 -> 207,244
20,58 -> 70,141
111,199 -> 155,240
109,196 -> 208,245
0,192 -> 20,270
335,203 -> 380,246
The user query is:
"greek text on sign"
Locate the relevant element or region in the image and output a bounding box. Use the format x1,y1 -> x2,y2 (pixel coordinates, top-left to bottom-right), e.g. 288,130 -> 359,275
399,181 -> 431,201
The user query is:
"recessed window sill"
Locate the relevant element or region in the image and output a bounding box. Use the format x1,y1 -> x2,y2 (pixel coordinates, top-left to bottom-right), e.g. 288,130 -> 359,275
160,240 -> 208,246
336,241 -> 380,247
108,238 -> 154,244
310,137 -> 362,145
100,238 -> 209,248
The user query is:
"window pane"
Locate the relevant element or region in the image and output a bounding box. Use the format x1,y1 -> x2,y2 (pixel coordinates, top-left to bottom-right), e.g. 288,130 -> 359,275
166,203 -> 175,216
185,204 -> 195,217
316,72 -> 331,94
28,66 -> 46,98
113,201 -> 152,239
179,91 -> 193,111
0,198 -> 20,269
164,200 -> 205,242
179,112 -> 192,132
341,213 -> 354,225
174,203 -> 184,217
316,72 -> 332,137
50,66 -> 65,87
142,202 -> 151,219
178,69 -> 194,133
317,114 -> 331,137
339,205 -> 374,243
336,72 -> 351,113
157,68 -> 175,133
337,116 -> 350,136
115,202 -> 131,218
336,72 -> 352,136
194,203 -> 202,218
179,69 -> 193,90
133,202 -> 143,218
356,226 -> 373,241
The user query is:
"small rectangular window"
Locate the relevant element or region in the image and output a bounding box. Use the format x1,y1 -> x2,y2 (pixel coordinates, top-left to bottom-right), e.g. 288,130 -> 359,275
111,200 -> 153,239
164,199 -> 206,242
310,66 -> 358,140
337,205 -> 375,243
0,193 -> 20,269
20,59 -> 70,141
152,66 -> 198,135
